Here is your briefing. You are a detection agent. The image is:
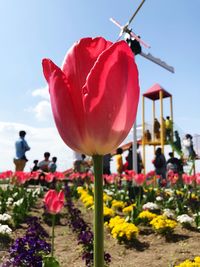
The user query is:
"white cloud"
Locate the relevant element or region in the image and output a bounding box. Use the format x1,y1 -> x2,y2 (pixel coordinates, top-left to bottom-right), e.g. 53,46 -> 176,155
32,87 -> 49,100
0,121 -> 74,172
30,87 -> 52,122
33,100 -> 52,121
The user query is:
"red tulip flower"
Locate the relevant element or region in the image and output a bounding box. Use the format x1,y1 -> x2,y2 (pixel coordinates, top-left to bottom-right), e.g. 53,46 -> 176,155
42,37 -> 139,156
44,190 -> 64,214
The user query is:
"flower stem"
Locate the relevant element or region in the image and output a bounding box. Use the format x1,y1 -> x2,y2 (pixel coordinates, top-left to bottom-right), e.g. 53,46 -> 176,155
51,214 -> 55,258
92,155 -> 104,267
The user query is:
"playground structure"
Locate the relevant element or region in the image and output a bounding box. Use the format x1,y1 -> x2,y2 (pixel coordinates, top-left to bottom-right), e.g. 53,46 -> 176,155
142,83 -> 173,173
141,83 -> 200,174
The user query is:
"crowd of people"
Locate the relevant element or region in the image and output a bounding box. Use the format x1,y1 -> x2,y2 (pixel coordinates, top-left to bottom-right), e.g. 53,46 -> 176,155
13,129 -> 197,187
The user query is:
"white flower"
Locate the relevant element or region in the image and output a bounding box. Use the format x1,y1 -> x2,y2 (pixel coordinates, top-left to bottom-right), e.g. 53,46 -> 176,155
168,197 -> 174,202
13,192 -> 18,198
104,189 -> 114,196
13,198 -> 24,207
0,224 -> 12,235
156,196 -> 163,202
0,213 -> 11,222
164,188 -> 173,195
27,188 -> 32,193
6,197 -> 13,206
177,214 -> 194,224
33,187 -> 42,197
163,209 -> 175,219
142,202 -> 159,211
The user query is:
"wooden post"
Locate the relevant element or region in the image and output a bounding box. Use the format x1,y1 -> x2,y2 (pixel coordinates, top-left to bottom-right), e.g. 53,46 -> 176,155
152,100 -> 156,154
170,96 -> 174,144
159,90 -> 164,153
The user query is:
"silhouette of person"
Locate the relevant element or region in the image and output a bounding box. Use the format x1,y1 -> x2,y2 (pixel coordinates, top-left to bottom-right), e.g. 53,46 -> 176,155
31,160 -> 39,172
174,131 -> 182,151
153,118 -> 160,140
153,147 -> 167,185
103,154 -> 112,175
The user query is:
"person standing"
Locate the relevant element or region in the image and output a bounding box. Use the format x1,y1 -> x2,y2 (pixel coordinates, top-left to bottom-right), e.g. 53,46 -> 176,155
103,153 -> 112,175
153,118 -> 160,140
165,116 -> 173,141
14,130 -> 30,171
115,148 -> 123,174
174,131 -> 182,151
153,147 -> 167,186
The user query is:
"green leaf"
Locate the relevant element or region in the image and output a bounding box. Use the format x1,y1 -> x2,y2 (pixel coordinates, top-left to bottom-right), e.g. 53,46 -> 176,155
42,256 -> 60,267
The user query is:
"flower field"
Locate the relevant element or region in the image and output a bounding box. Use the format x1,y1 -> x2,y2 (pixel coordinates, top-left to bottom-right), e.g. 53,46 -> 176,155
0,170 -> 200,266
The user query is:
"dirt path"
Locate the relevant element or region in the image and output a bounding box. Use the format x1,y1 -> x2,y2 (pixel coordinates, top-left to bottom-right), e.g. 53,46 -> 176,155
1,199 -> 200,267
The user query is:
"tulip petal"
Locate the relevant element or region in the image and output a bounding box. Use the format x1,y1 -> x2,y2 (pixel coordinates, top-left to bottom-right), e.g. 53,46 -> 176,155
42,59 -> 87,152
62,37 -> 112,91
83,40 -> 140,154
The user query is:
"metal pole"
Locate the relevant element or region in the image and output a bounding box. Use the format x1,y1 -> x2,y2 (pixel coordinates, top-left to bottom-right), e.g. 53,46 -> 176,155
142,96 -> 146,173
132,120 -> 138,173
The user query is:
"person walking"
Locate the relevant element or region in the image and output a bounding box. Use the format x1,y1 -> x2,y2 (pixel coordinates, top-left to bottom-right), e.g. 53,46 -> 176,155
14,130 -> 30,171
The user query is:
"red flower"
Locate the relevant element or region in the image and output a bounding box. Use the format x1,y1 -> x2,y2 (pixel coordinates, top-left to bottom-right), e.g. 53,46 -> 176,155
44,190 -> 65,214
42,37 -> 139,155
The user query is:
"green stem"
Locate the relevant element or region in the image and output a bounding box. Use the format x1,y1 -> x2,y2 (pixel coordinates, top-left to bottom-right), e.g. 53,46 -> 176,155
51,214 -> 55,258
92,155 -> 104,267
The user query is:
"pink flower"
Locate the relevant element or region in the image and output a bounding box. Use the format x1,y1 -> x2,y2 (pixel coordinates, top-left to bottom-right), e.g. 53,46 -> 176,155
134,173 -> 146,185
182,173 -> 194,185
14,171 -> 30,184
44,190 -> 65,214
195,173 -> 200,184
0,170 -> 13,180
167,170 -> 178,185
42,37 -> 139,155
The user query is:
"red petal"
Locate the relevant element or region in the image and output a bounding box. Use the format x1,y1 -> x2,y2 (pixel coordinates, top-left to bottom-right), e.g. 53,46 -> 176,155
62,37 -> 112,91
83,40 -> 140,155
42,59 -> 87,152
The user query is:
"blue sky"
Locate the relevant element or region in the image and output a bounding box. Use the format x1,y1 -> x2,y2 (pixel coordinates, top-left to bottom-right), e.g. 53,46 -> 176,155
0,0 -> 200,171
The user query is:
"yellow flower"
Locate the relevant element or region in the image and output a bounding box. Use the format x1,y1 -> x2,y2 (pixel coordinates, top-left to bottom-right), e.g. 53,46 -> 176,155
138,210 -> 157,221
174,258 -> 200,267
150,215 -> 177,234
111,200 -> 125,210
122,204 -> 136,214
103,206 -> 115,218
108,216 -> 139,241
194,257 -> 200,263
103,193 -> 112,202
